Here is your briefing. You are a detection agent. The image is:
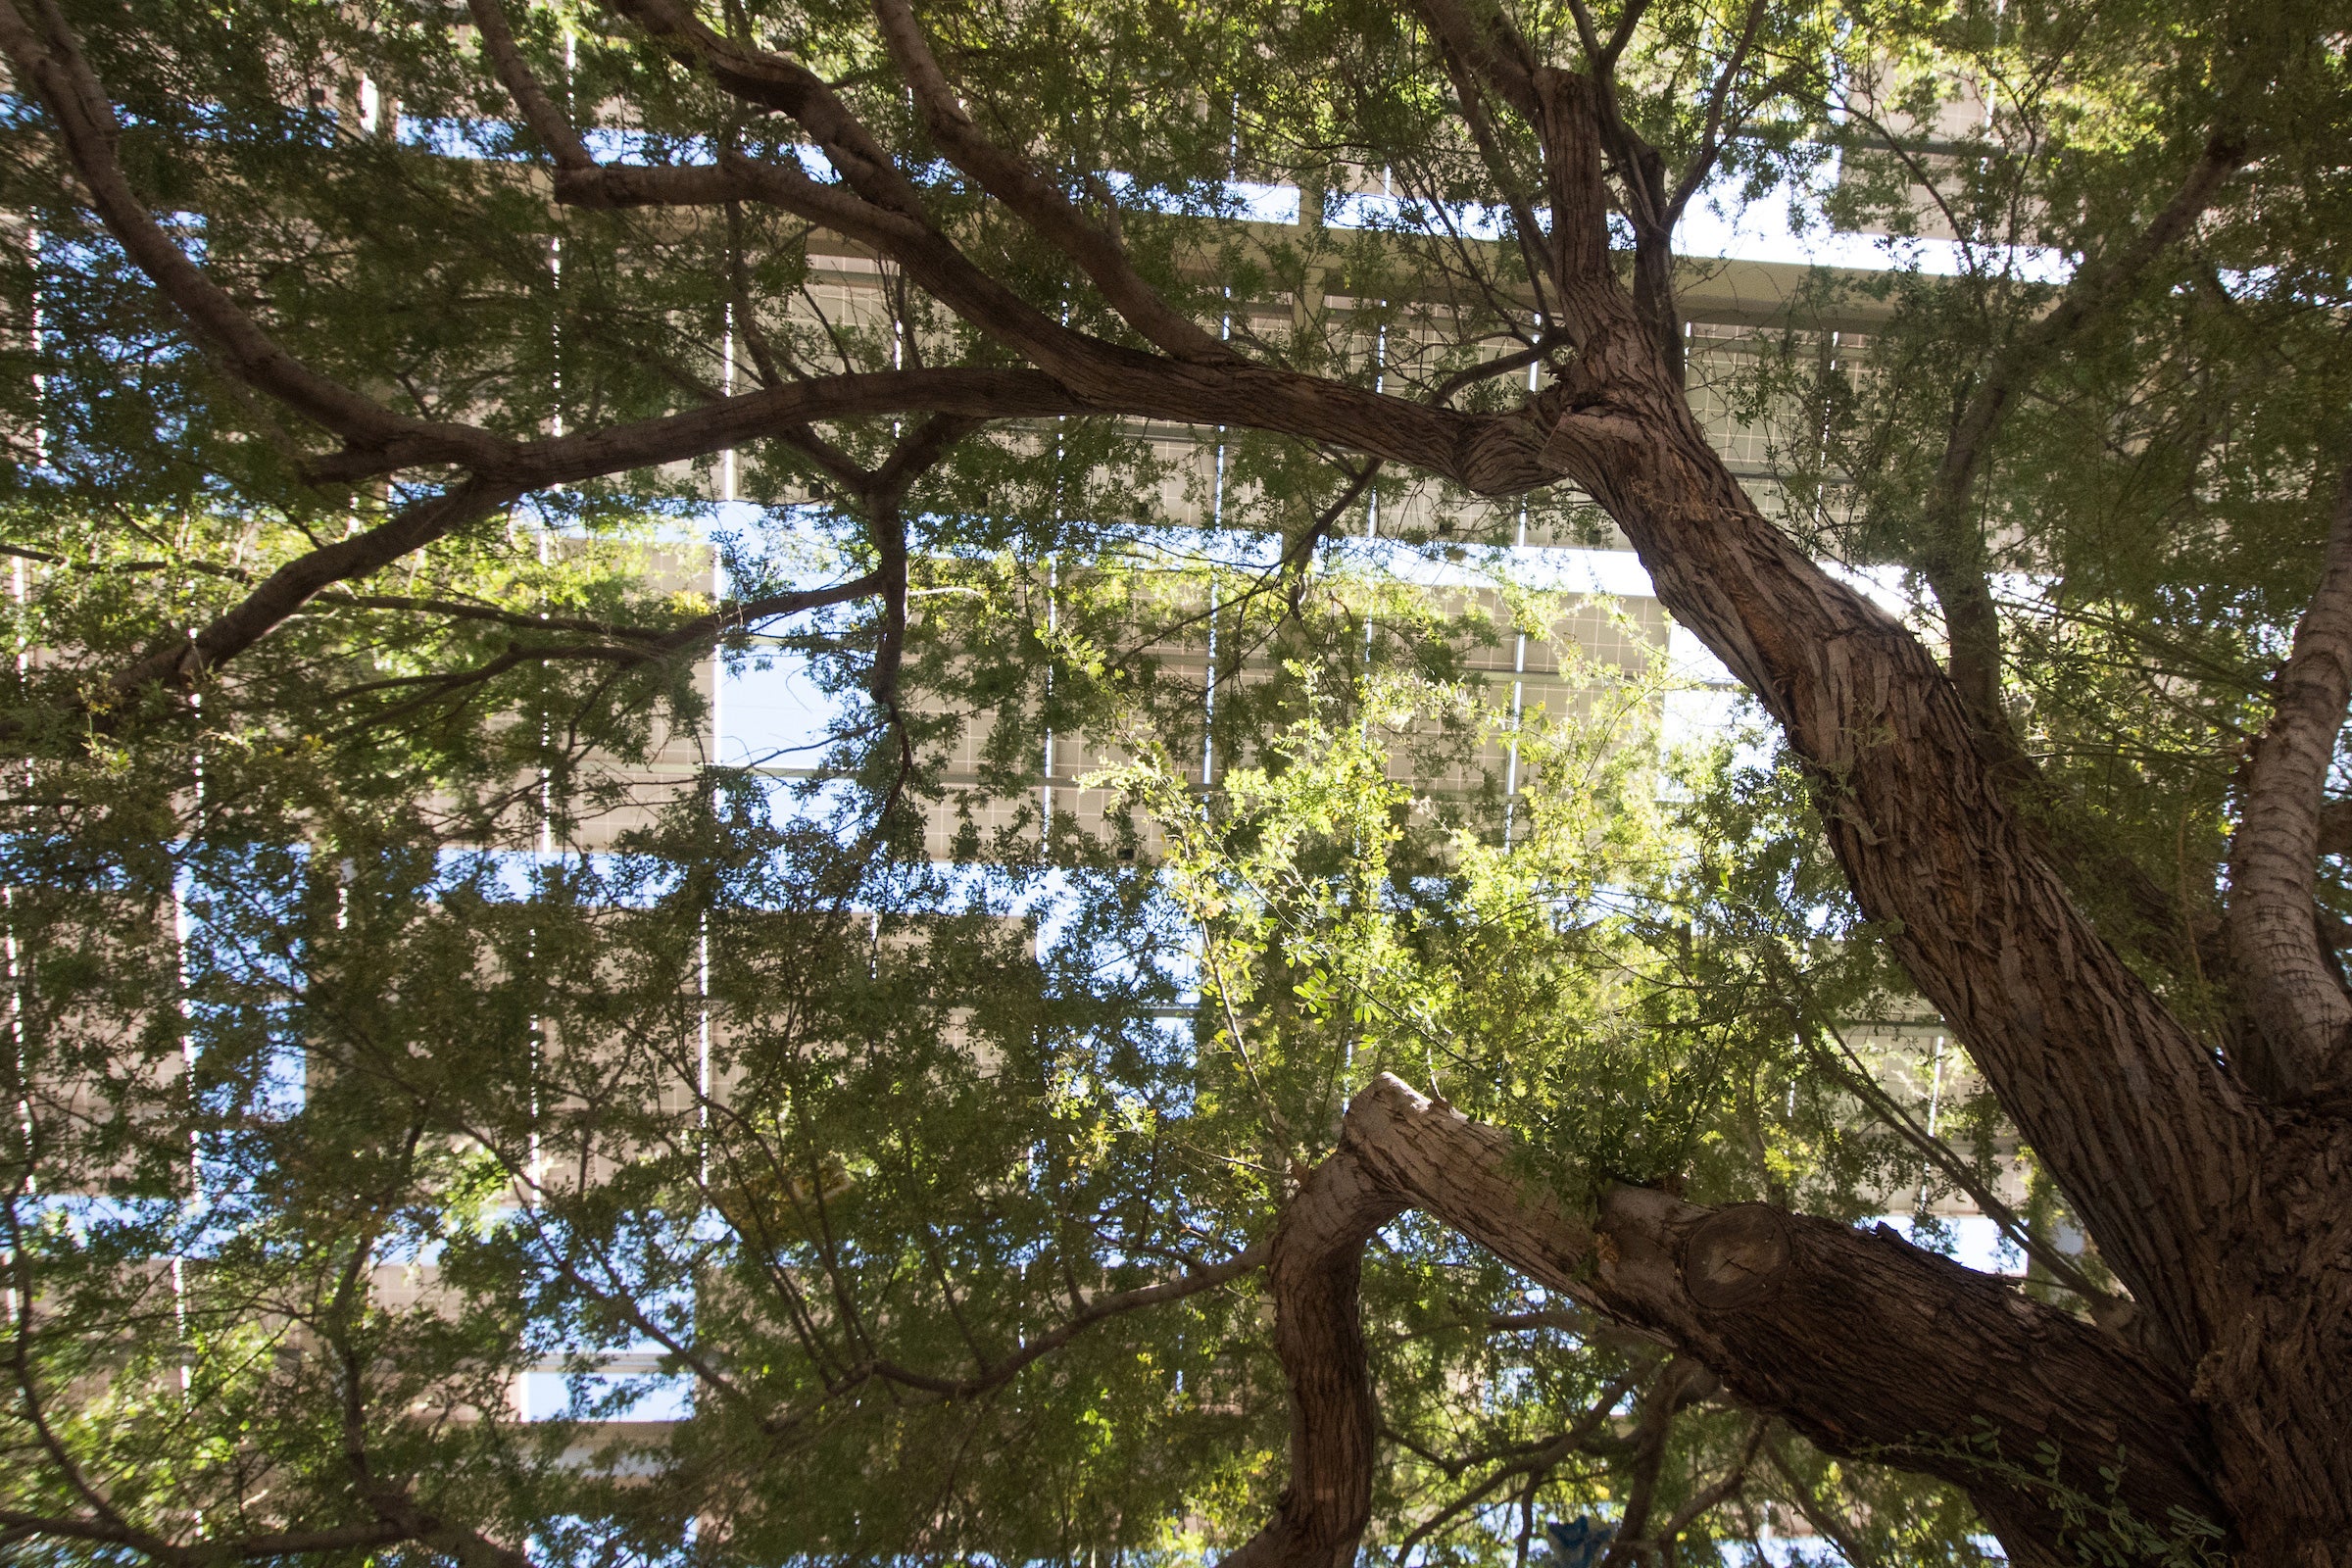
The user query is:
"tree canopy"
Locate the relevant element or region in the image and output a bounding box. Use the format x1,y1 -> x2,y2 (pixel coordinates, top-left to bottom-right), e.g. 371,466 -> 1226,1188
2,0 -> 2350,1563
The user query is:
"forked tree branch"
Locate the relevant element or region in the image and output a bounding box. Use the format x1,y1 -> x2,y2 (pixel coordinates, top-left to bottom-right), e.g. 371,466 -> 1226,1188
1217,1076 -> 2222,1568
104,480 -> 524,702
1414,0 -> 1544,121
321,572 -> 887,732
2228,460 -> 2352,1100
867,0 -> 1234,365
1637,1415 -> 1767,1558
1391,1370 -> 1642,1555
598,0 -> 1128,384
326,415 -> 974,729
10,7 -> 2290,1476
1663,0 -> 1769,225
1596,1355 -> 1717,1567
854,1243 -> 1269,1401
1433,40 -> 1560,318
15,0 -> 1581,719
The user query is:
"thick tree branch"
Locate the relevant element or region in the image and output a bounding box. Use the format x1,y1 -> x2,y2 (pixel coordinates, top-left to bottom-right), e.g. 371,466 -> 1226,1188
1414,0 -> 1544,122
1540,296 -> 2258,1372
866,0 -> 1233,365
2228,460 -> 2352,1100
304,367 -> 1080,489
465,0 -> 596,170
0,1510 -> 409,1564
18,0 -> 1579,727
1213,1137 -> 1407,1568
1220,1076 -> 2223,1568
0,0 -> 510,470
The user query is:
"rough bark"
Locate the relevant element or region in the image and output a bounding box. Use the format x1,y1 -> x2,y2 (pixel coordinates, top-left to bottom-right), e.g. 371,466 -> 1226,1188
1217,1142 -> 1406,1568
1227,1076 -> 2225,1568
1535,316 -> 2352,1559
15,0 -> 2352,1552
1532,234 -> 2253,1367
2228,464 -> 2352,1101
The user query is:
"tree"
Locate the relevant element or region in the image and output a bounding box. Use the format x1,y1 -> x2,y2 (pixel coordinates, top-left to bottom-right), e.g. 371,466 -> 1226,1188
0,0 -> 2347,1560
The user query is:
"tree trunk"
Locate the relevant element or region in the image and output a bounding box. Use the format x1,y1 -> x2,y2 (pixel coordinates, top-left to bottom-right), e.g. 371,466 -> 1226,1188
1526,298 -> 2352,1558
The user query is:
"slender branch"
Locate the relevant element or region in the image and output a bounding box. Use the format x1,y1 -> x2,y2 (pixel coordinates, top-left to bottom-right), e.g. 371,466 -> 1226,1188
1664,0 -> 1768,224
1642,1416 -> 1769,1554
11,550 -> 677,643
4,1204 -> 171,1555
1434,40 -> 1558,316
1597,1356 -> 1714,1568
1761,1435 -> 1882,1568
104,479 -> 523,701
311,590 -> 669,641
858,1244 -> 1268,1401
1394,1371 -> 1640,1555
1918,131 -> 2253,737
1106,460 -> 1381,664
1807,1022 -> 2116,1307
865,496 -> 909,708
321,571 -> 884,735
1427,336 -> 1566,410
2228,459 -> 2352,1100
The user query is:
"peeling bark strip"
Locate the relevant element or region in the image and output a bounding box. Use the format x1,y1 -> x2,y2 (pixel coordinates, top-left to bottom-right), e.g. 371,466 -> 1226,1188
1224,1076 -> 2223,1568
2229,463 -> 2352,1101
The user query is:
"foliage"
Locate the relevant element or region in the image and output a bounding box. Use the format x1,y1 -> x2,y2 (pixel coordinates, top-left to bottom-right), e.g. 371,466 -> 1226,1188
1,0 -> 2346,1559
